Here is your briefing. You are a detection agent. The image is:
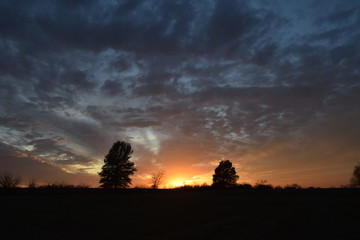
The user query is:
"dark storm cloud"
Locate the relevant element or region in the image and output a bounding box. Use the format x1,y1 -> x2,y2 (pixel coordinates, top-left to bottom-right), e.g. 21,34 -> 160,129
316,5 -> 360,24
100,80 -> 124,96
0,0 -> 284,57
0,0 -> 359,186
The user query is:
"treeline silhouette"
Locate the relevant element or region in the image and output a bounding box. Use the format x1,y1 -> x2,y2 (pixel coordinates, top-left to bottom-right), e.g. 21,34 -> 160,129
1,140 -> 360,191
0,168 -> 318,191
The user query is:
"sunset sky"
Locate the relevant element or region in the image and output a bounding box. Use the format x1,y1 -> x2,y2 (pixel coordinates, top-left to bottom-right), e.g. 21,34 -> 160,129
0,0 -> 359,188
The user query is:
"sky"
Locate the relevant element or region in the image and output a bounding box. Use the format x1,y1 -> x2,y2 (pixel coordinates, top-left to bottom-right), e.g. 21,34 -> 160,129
0,0 -> 359,188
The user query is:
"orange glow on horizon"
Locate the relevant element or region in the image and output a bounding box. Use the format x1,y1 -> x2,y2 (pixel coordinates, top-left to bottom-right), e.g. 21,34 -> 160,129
165,179 -> 196,188
139,165 -> 215,188
161,171 -> 213,188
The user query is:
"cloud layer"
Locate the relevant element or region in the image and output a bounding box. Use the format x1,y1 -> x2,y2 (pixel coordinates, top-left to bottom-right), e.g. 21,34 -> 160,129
1,0 -> 359,187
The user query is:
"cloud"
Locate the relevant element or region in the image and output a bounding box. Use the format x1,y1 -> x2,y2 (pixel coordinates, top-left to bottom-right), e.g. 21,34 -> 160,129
0,0 -> 359,187
0,142 -> 98,186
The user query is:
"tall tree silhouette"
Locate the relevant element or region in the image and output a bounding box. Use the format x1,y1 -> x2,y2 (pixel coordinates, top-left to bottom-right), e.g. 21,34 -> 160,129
212,160 -> 239,188
350,163 -> 360,188
99,141 -> 137,188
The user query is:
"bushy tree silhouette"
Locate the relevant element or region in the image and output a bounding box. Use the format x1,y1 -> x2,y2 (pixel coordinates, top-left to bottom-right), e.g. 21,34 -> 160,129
212,160 -> 239,188
99,141 -> 137,188
350,163 -> 360,188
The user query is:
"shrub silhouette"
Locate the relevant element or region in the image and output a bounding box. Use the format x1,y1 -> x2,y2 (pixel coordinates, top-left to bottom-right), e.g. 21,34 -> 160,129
98,141 -> 137,188
212,160 -> 239,188
38,182 -> 90,189
236,183 -> 253,190
28,178 -> 37,188
254,180 -> 273,190
284,183 -> 302,190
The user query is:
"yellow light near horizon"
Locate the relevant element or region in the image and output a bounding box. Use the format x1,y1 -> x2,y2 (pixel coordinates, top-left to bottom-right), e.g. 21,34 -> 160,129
171,180 -> 186,187
166,179 -> 195,188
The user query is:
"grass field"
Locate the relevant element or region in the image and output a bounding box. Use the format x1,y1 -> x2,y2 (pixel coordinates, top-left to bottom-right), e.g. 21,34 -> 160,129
1,188 -> 360,240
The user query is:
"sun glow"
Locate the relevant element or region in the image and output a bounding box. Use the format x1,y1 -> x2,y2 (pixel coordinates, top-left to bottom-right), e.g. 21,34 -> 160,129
166,179 -> 195,188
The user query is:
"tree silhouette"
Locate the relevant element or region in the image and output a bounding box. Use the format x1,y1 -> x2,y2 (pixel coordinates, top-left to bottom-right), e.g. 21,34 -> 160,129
212,160 -> 239,188
151,170 -> 165,189
0,170 -> 21,188
99,141 -> 137,188
350,163 -> 360,188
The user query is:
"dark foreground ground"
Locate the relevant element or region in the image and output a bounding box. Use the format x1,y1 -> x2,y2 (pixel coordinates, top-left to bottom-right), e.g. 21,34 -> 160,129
1,188 -> 360,240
